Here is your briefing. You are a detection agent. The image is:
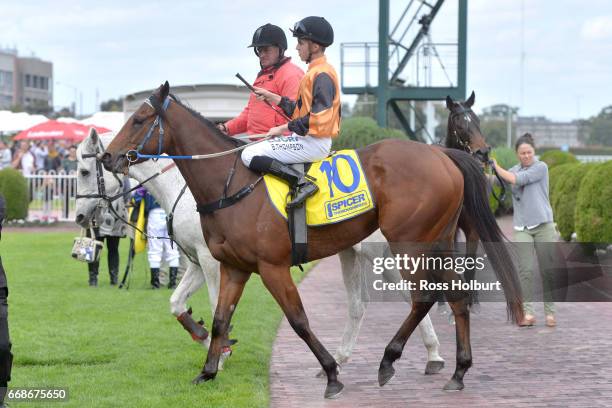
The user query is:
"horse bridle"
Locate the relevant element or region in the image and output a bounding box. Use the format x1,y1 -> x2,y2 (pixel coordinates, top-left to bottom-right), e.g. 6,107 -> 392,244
126,95 -> 172,164
449,105 -> 507,203
450,106 -> 481,153
76,137 -> 124,203
76,132 -> 198,264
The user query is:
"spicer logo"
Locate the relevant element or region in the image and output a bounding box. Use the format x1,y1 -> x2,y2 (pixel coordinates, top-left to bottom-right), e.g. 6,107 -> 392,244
326,191 -> 369,219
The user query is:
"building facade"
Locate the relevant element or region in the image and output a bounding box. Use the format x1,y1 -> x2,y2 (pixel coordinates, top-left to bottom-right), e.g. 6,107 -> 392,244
0,48 -> 53,112
515,116 -> 586,148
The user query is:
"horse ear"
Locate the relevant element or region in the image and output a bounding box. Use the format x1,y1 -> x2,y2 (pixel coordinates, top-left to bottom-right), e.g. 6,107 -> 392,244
446,95 -> 454,110
161,81 -> 170,99
465,91 -> 475,108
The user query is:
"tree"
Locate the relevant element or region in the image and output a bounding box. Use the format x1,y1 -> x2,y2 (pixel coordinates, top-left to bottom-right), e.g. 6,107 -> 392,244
25,99 -> 52,115
349,94 -> 437,141
586,105 -> 612,146
351,94 -> 376,119
50,107 -> 73,119
479,104 -> 520,148
341,102 -> 352,118
434,103 -> 449,143
333,116 -> 406,150
479,119 -> 507,148
100,98 -> 123,112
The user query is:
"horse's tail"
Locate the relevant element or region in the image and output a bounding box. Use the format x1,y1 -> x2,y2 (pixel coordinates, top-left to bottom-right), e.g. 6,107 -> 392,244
443,148 -> 524,324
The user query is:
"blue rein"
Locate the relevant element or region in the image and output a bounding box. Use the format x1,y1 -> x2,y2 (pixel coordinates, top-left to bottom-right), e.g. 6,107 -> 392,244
134,154 -> 194,160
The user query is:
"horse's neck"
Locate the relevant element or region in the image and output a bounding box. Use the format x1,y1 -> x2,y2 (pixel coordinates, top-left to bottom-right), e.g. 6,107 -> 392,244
129,164 -> 180,213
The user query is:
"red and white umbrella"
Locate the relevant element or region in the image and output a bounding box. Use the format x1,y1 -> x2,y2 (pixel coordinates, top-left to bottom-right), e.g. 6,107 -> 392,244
13,120 -> 110,142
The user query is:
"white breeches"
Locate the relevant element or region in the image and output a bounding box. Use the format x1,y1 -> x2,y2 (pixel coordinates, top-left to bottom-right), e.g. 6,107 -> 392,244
147,208 -> 180,268
241,134 -> 332,167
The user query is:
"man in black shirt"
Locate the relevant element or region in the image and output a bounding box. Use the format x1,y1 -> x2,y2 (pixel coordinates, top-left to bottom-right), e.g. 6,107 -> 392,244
0,194 -> 12,407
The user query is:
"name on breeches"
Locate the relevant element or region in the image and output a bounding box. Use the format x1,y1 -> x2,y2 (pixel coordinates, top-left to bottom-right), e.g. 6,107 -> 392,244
373,279 -> 502,291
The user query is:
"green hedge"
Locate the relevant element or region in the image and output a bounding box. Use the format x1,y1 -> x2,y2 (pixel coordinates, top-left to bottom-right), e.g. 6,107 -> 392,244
491,147 -> 518,169
0,168 -> 29,220
549,162 -> 579,209
333,116 -> 407,150
540,150 -> 578,169
553,163 -> 599,241
574,160 -> 612,242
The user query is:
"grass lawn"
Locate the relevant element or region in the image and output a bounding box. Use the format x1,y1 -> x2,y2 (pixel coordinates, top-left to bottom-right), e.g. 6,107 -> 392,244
1,230 -> 309,407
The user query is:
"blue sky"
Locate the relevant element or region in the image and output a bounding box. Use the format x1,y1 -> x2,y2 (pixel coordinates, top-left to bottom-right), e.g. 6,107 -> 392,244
3,0 -> 611,121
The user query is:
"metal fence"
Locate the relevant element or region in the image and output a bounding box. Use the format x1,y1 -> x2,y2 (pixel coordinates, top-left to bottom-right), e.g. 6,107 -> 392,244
25,170 -> 77,222
576,155 -> 612,163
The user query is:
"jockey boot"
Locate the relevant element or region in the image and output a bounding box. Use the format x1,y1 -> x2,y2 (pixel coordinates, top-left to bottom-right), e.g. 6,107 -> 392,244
87,264 -> 98,287
168,267 -> 178,289
150,268 -> 160,289
249,156 -> 318,209
109,268 -> 118,286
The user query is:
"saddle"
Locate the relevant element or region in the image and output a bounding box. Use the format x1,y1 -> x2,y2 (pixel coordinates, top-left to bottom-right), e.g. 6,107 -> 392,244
263,150 -> 376,266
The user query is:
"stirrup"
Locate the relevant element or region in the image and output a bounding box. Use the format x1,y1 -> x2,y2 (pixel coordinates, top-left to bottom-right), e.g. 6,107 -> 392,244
287,182 -> 318,209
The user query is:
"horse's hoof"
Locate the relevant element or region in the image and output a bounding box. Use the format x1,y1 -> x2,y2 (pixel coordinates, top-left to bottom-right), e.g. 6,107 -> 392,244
324,381 -> 344,399
424,360 -> 445,375
443,378 -> 464,391
378,365 -> 395,386
192,371 -> 216,384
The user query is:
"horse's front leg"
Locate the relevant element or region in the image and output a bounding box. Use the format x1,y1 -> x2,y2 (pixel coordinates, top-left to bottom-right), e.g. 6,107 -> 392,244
192,263 -> 250,384
259,261 -> 344,399
378,298 -> 435,386
171,262 -> 209,346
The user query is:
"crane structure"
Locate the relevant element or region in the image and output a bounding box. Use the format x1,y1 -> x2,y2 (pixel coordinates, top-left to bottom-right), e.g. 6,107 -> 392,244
340,0 -> 467,141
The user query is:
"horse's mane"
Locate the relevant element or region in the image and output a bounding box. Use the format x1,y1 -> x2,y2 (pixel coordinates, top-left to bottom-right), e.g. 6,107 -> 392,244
168,93 -> 246,148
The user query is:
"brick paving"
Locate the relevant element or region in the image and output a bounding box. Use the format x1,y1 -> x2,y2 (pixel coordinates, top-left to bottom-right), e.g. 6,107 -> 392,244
269,217 -> 612,407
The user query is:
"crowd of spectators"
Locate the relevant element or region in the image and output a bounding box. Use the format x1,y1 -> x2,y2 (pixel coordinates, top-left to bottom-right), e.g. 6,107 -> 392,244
0,139 -> 79,174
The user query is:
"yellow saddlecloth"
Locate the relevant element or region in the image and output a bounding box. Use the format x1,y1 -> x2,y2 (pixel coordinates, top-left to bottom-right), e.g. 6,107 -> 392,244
263,150 -> 375,226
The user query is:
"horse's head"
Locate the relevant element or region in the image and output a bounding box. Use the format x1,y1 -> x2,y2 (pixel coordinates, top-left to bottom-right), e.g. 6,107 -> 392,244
102,81 -> 173,174
445,91 -> 491,163
75,128 -> 123,228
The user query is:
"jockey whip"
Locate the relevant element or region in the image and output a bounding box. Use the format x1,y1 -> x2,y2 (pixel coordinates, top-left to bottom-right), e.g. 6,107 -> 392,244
235,73 -> 292,121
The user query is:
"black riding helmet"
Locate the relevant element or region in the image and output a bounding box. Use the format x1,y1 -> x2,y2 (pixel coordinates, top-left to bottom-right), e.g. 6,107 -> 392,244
290,16 -> 334,47
248,23 -> 288,56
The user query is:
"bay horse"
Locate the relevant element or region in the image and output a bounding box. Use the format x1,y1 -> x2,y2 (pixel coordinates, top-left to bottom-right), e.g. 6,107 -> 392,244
102,82 -> 522,398
75,129 -> 445,373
